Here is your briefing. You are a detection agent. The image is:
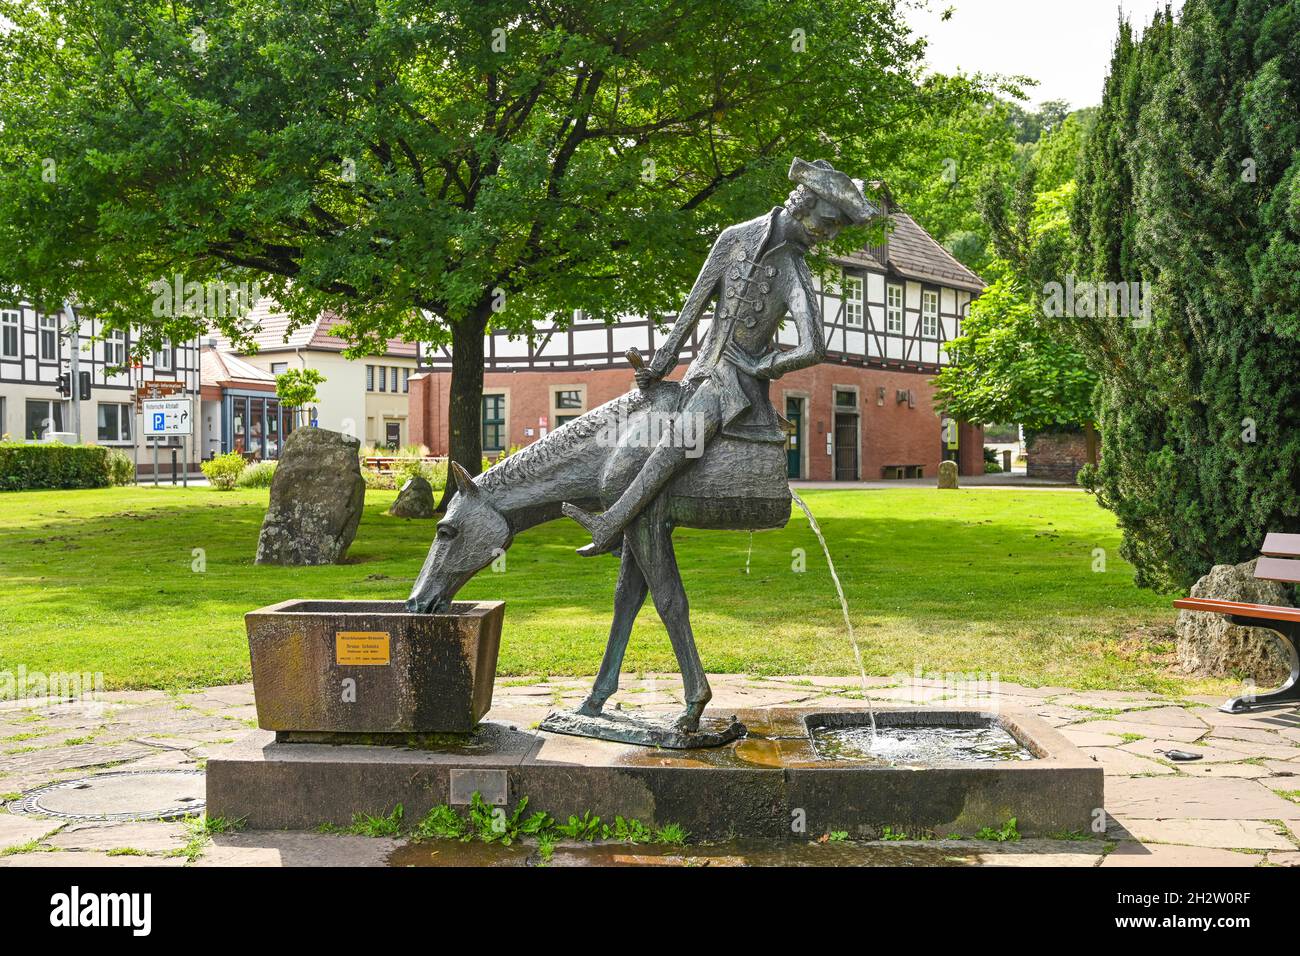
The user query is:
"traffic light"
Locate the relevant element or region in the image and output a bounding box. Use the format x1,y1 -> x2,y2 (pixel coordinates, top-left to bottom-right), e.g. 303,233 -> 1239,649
55,372 -> 70,398
78,370 -> 91,401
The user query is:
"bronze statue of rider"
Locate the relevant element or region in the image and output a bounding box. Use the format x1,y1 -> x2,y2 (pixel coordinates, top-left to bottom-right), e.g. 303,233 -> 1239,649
563,158 -> 883,555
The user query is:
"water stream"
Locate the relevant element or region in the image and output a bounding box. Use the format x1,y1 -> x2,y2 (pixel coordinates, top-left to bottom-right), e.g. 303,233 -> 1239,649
788,488 -> 876,739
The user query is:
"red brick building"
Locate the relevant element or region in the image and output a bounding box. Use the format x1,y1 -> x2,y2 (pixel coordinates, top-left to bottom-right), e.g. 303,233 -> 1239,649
410,211 -> 986,480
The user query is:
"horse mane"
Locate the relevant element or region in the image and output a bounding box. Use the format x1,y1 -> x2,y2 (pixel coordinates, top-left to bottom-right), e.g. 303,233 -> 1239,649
476,395 -> 636,495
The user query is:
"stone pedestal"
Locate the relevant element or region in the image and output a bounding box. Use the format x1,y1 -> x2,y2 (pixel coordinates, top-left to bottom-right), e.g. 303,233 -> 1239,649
246,599 -> 504,735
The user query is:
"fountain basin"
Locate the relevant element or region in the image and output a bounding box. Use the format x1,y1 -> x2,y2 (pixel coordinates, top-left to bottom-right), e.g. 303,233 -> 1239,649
245,599 -> 504,737
207,705 -> 1102,839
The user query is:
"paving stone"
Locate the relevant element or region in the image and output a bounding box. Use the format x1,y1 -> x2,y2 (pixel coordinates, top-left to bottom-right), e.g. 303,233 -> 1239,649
1119,818 -> 1293,850
1060,729 -> 1126,747
1207,726 -> 1288,745
1070,719 -> 1204,742
1101,842 -> 1259,867
193,831 -> 399,867
1120,738 -> 1265,765
46,821 -> 188,854
0,850 -> 183,867
1082,747 -> 1174,775
1176,762 -> 1273,779
1110,706 -> 1208,729
0,813 -> 60,850
1265,850 -> 1300,866
1108,776 -> 1300,820
0,742 -> 158,776
1190,736 -> 1300,761
975,840 -> 1105,867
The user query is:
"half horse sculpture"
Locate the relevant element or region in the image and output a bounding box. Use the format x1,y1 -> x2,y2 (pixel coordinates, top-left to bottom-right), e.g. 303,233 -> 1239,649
407,158 -> 883,746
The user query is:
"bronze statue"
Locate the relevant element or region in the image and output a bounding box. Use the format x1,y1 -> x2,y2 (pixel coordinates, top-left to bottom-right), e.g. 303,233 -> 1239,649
407,158 -> 882,746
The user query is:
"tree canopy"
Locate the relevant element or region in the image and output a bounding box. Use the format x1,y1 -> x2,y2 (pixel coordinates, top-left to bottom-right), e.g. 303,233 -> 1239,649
0,0 -> 990,504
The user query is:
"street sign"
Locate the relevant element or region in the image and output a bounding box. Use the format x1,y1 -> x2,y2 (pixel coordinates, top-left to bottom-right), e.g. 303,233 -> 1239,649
142,398 -> 193,436
135,380 -> 185,410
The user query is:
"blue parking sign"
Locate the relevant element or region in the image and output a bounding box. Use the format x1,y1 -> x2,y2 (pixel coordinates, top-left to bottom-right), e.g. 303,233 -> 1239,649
153,412 -> 165,431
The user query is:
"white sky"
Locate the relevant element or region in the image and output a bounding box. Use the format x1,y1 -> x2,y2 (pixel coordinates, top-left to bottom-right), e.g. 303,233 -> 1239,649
904,0 -> 1186,110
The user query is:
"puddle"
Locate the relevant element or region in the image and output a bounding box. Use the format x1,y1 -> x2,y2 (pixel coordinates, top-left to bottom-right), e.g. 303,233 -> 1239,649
388,838 -> 983,867
810,725 -> 1034,764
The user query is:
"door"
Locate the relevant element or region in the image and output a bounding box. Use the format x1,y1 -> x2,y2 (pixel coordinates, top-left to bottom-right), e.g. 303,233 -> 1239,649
834,413 -> 859,481
785,397 -> 803,478
385,421 -> 401,449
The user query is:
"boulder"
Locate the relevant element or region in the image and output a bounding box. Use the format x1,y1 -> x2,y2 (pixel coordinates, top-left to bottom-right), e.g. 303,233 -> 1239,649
937,460 -> 959,489
255,428 -> 365,565
1176,559 -> 1291,684
389,475 -> 435,518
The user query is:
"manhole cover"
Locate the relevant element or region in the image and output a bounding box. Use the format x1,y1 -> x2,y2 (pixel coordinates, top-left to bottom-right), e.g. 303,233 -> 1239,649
7,770 -> 205,822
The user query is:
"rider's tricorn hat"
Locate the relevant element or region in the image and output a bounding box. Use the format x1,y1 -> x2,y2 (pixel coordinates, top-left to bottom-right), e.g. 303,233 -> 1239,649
788,157 -> 882,225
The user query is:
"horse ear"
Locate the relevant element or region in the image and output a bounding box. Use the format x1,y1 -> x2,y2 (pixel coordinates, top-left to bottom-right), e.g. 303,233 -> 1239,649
450,461 -> 478,497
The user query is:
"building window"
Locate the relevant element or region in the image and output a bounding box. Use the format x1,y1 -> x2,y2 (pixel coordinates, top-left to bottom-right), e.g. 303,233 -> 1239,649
1,310 -> 19,360
886,285 -> 903,334
105,329 -> 126,368
97,402 -> 133,442
153,339 -> 173,372
25,399 -> 63,439
482,394 -> 506,452
39,315 -> 58,362
378,366 -> 386,392
366,365 -> 374,391
270,362 -> 288,375
390,367 -> 398,392
402,368 -> 410,393
835,389 -> 858,409
553,388 -> 583,426
921,290 -> 939,338
844,275 -> 864,328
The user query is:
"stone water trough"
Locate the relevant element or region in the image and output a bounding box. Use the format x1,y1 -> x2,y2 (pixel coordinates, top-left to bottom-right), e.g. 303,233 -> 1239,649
244,599 -> 504,739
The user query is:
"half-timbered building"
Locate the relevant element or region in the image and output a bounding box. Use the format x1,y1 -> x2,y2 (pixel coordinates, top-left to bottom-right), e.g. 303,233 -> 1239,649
0,303 -> 201,476
410,211 -> 987,480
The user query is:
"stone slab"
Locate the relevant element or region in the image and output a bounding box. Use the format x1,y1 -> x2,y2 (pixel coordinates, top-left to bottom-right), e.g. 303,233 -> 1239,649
1120,817 -> 1293,850
1102,841 -> 1259,867
1107,776 -> 1300,820
207,707 -> 1103,840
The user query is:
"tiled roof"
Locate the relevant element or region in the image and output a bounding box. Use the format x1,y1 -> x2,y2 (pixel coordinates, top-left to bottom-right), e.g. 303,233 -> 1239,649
836,212 -> 985,293
211,299 -> 418,357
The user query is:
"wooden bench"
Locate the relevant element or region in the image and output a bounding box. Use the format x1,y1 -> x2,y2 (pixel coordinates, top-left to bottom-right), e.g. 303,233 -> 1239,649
881,464 -> 924,480
1174,532 -> 1300,713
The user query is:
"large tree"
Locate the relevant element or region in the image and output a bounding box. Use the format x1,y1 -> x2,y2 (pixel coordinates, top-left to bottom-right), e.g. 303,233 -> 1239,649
0,0 -> 977,506
934,106 -> 1098,435
1072,0 -> 1300,591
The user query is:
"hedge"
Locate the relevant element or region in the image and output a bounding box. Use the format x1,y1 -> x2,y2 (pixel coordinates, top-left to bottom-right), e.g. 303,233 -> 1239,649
0,443 -> 112,490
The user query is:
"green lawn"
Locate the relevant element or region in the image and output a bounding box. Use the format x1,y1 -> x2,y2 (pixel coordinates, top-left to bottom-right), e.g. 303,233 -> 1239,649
0,485 -> 1211,695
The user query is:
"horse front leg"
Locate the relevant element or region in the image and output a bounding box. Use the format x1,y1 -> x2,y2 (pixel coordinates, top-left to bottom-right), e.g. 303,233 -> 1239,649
578,540 -> 648,716
625,502 -> 711,733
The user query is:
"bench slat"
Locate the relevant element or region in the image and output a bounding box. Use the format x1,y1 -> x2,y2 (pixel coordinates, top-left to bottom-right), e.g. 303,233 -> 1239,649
1262,532 -> 1300,558
1256,556 -> 1300,584
1174,597 -> 1300,623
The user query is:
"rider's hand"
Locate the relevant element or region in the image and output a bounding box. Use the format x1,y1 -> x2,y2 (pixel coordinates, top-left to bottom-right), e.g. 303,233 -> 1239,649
635,365 -> 663,390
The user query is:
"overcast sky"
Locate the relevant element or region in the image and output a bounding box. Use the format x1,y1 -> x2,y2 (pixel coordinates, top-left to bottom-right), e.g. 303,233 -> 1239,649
905,0 -> 1186,110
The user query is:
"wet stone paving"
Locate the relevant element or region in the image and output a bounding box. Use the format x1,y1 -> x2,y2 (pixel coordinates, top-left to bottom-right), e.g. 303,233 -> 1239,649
3,675 -> 1300,867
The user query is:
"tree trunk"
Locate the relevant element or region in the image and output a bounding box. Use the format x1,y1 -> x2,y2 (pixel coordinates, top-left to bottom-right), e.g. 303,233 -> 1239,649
435,308 -> 490,511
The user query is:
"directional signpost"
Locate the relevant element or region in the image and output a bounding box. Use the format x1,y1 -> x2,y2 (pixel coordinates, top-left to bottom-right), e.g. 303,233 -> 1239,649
142,398 -> 192,487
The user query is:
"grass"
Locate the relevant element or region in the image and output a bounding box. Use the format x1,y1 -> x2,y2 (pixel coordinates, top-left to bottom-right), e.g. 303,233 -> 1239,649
0,485 -> 1216,694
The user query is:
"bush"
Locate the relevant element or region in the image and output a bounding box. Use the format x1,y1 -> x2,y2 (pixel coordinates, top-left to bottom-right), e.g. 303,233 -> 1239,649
235,460 -> 277,488
0,442 -> 110,490
105,449 -> 136,486
201,452 -> 247,490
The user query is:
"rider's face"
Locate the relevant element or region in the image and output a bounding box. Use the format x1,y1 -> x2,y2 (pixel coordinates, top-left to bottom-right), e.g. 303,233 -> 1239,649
796,198 -> 848,243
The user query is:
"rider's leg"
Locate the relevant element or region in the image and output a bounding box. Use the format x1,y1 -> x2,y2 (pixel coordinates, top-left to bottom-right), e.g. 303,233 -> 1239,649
563,385 -> 720,554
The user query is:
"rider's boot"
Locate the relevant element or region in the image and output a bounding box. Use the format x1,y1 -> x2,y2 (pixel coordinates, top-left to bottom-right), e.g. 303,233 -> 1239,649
563,443 -> 688,556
